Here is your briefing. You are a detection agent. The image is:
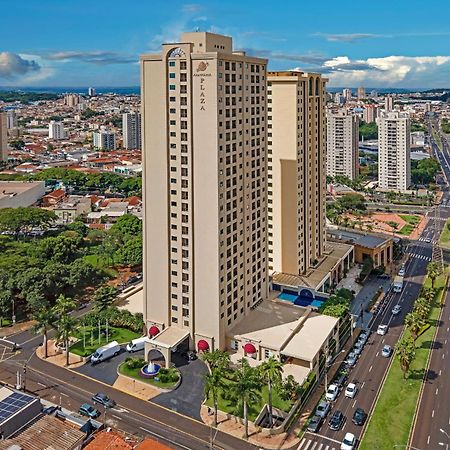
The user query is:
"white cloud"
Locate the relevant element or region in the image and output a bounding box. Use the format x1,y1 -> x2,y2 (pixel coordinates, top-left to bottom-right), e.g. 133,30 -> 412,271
0,52 -> 40,79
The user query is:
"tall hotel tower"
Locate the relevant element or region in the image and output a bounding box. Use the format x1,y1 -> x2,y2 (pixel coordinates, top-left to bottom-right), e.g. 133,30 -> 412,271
266,72 -> 327,277
141,32 -> 268,353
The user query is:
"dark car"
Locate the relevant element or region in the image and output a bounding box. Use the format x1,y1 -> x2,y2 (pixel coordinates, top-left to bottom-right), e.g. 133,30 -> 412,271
91,393 -> 116,408
182,351 -> 198,361
79,403 -> 100,418
328,410 -> 344,431
352,407 -> 367,426
332,371 -> 348,388
307,415 -> 323,433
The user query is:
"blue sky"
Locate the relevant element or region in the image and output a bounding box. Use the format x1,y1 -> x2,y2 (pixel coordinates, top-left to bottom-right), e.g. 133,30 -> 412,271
1,0 -> 450,88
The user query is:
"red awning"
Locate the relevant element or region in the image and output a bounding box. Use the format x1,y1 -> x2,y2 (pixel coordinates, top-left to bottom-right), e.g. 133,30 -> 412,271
197,339 -> 209,351
244,343 -> 257,354
149,326 -> 160,337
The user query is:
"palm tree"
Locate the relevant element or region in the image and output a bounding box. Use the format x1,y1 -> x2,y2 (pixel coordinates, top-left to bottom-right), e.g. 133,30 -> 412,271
32,307 -> 56,359
56,314 -> 77,366
404,312 -> 424,340
396,336 -> 416,379
202,349 -> 230,371
228,359 -> 262,439
422,287 -> 435,304
53,294 -> 76,317
94,286 -> 118,312
426,262 -> 441,289
259,357 -> 284,428
414,297 -> 430,320
204,370 -> 224,428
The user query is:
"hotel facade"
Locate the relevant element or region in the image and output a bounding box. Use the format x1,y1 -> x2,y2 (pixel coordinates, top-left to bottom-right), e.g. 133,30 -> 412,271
141,32 -> 269,359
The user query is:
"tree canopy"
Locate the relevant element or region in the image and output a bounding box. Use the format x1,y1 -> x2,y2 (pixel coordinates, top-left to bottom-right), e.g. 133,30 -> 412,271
0,207 -> 56,237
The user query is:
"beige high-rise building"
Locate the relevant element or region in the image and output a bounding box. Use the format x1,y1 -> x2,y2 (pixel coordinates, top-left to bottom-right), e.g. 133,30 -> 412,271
378,111 -> 411,192
357,86 -> 366,100
363,104 -> 378,123
326,110 -> 359,180
385,94 -> 394,112
267,72 -> 327,276
0,112 -> 7,162
141,32 -> 268,358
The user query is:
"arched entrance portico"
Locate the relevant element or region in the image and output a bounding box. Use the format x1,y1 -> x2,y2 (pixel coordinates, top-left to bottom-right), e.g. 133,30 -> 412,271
147,348 -> 166,366
145,327 -> 190,368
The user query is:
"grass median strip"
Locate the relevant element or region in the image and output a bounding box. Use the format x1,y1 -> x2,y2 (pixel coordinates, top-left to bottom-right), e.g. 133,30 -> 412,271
359,272 -> 447,450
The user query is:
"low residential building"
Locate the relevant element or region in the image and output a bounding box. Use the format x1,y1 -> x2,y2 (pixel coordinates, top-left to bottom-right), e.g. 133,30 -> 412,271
42,188 -> 66,206
328,229 -> 393,268
52,195 -> 91,224
0,181 -> 46,209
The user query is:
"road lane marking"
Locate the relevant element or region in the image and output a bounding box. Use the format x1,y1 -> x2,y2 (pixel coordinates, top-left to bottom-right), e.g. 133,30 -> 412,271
37,382 -> 46,387
352,400 -> 357,408
432,410 -> 435,418
361,381 -> 365,389
436,388 -> 439,395
111,414 -> 122,420
369,365 -> 373,372
310,442 -> 318,450
297,438 -> 307,450
428,435 -> 431,445
376,352 -> 379,357
312,434 -> 341,445
439,370 -> 442,376
443,354 -> 445,360
60,392 -> 69,397
317,444 -> 323,450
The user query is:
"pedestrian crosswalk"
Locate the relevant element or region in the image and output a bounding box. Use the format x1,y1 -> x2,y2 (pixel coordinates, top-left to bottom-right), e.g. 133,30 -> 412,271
428,216 -> 448,221
297,438 -> 337,450
408,253 -> 432,262
417,237 -> 438,244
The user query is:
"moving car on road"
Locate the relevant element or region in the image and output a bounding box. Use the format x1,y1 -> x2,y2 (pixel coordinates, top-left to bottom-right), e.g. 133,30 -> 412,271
352,407 -> 367,426
329,410 -> 344,431
382,345 -> 393,357
377,324 -> 388,335
315,400 -> 331,418
307,415 -> 323,433
79,403 -> 100,418
398,265 -> 406,277
345,382 -> 357,398
340,432 -> 356,450
392,304 -> 402,315
325,384 -> 339,402
92,393 -> 116,408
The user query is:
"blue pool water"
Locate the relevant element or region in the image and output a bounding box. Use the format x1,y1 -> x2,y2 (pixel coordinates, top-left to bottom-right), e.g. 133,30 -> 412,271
278,292 -> 298,302
277,292 -> 324,309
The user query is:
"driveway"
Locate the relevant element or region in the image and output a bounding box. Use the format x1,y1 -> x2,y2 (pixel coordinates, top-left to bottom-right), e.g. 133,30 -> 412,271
151,352 -> 208,420
73,346 -> 144,385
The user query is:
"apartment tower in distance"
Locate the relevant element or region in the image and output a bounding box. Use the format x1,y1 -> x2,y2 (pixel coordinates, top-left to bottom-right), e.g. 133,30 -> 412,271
0,112 -> 7,162
122,112 -> 142,149
141,32 -> 268,361
378,111 -> 411,192
326,110 -> 359,180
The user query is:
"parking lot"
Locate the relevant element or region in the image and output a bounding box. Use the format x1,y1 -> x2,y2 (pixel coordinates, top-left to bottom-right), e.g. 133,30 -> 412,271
72,344 -> 208,420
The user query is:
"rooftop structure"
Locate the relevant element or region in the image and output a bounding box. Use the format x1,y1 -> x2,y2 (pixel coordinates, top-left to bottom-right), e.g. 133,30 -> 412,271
0,181 -> 46,209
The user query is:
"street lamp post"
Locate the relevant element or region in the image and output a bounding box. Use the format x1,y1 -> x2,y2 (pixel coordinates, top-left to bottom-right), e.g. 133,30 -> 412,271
324,350 -> 346,394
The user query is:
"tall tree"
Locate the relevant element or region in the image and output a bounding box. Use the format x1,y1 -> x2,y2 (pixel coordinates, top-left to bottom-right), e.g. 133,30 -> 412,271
396,336 -> 416,379
202,349 -> 230,371
228,359 -> 262,439
204,370 -> 224,428
259,357 -> 284,428
56,314 -> 77,366
93,286 -> 118,311
53,294 -> 76,317
404,312 -> 424,340
426,262 -> 441,289
32,306 -> 56,358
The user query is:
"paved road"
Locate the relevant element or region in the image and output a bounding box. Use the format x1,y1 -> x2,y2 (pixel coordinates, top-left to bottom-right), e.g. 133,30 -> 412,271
297,228 -> 433,449
409,122 -> 450,449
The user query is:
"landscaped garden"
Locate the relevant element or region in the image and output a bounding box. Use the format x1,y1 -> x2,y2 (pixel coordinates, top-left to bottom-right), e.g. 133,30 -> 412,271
118,357 -> 180,389
439,219 -> 450,250
360,263 -> 447,449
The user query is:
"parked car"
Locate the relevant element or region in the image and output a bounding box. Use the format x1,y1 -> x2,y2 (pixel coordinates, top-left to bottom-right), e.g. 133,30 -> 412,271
329,410 -> 344,431
352,407 -> 367,426
382,345 -> 393,357
392,304 -> 402,315
183,350 -> 198,361
344,352 -> 358,367
92,393 -> 116,408
353,341 -> 364,356
79,403 -> 100,418
358,331 -> 369,345
398,266 -> 405,277
340,432 -> 356,450
315,400 -> 331,418
325,384 -> 339,402
332,371 -> 348,388
307,415 -> 323,433
345,382 -> 357,398
377,324 -> 388,335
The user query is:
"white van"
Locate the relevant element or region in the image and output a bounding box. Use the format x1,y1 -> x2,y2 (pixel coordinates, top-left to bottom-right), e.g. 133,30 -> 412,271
91,341 -> 120,364
126,336 -> 148,353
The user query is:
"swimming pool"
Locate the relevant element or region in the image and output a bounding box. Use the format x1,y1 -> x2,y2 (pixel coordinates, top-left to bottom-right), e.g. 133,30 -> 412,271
277,292 -> 298,302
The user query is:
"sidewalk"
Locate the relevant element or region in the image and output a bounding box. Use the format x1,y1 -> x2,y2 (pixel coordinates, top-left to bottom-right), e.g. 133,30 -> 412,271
0,320 -> 35,338
36,339 -> 85,369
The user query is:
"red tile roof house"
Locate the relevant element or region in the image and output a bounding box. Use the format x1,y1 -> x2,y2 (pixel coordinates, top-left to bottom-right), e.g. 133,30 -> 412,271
42,188 -> 65,206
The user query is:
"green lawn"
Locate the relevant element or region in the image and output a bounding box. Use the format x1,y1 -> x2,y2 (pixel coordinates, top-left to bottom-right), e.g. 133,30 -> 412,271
70,326 -> 140,357
440,219 -> 450,250
0,318 -> 11,328
84,254 -> 118,277
398,224 -> 414,236
118,361 -> 179,389
399,215 -> 421,226
204,376 -> 293,422
360,271 -> 447,450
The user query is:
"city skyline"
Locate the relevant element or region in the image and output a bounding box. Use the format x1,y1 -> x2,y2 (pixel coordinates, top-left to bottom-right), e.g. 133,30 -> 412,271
1,0 -> 450,88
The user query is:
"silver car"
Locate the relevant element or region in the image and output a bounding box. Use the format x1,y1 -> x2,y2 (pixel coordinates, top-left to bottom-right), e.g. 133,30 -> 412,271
345,352 -> 358,367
